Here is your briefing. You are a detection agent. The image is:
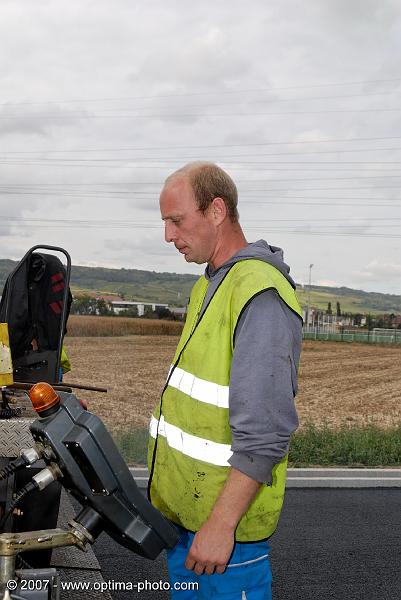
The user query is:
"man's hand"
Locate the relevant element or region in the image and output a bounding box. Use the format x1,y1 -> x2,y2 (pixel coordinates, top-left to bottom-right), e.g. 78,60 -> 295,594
184,468 -> 262,576
185,515 -> 234,575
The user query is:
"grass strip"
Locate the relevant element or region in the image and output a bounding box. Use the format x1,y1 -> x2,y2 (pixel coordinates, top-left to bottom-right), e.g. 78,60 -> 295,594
113,428 -> 149,465
114,424 -> 401,467
289,423 -> 401,467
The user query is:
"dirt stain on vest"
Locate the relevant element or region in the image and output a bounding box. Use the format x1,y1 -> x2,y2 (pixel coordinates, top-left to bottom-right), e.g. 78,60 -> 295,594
194,487 -> 201,499
218,314 -> 227,328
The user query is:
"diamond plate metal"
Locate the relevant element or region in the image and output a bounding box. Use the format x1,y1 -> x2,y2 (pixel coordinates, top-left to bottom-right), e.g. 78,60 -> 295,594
0,419 -> 35,456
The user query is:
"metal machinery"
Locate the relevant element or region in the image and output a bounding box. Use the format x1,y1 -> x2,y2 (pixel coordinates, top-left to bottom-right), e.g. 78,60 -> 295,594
0,247 -> 179,599
0,383 -> 178,599
0,245 -> 73,577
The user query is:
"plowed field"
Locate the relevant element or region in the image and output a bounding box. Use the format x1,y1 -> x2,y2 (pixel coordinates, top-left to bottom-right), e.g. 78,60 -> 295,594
63,337 -> 401,433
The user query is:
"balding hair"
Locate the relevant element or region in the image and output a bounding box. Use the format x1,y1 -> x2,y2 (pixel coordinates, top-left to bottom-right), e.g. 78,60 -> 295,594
165,162 -> 239,222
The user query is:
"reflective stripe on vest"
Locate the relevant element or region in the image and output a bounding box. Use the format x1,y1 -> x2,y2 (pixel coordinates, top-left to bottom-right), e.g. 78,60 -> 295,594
149,415 -> 233,466
167,365 -> 230,409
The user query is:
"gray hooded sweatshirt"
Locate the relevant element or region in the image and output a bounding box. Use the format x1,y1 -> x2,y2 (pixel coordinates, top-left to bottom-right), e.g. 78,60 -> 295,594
201,240 -> 302,484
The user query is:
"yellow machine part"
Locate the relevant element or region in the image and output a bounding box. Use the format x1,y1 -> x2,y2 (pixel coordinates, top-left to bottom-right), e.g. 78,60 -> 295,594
0,323 -> 14,386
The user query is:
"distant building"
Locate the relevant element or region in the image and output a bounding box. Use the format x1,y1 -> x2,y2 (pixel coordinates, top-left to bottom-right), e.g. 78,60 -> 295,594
94,295 -> 169,316
96,295 -> 124,303
303,308 -> 354,329
170,306 -> 187,320
392,315 -> 401,327
110,300 -> 169,316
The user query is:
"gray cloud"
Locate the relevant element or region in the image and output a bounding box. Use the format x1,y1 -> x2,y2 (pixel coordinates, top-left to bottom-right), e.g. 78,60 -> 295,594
0,106 -> 89,138
0,0 -> 400,292
353,260 -> 401,282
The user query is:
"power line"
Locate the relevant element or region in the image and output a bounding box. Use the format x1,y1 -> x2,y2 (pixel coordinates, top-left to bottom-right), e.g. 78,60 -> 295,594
0,91 -> 398,114
0,158 -> 401,172
1,108 -> 401,120
1,215 -> 401,232
1,186 -> 400,204
2,147 -> 400,157
3,158 -> 399,170
4,157 -> 401,178
245,229 -> 401,239
246,200 -> 401,207
1,188 -> 401,204
1,186 -> 399,202
2,215 -> 401,224
2,156 -> 401,169
1,76 -> 400,106
3,149 -> 401,163
3,135 -> 401,153
2,221 -> 401,239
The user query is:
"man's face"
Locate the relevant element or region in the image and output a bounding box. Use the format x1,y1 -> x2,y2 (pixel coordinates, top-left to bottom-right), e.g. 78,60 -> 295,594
160,176 -> 216,264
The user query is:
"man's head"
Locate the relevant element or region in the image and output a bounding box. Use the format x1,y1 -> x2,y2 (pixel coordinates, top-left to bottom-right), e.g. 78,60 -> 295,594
165,161 -> 239,222
160,162 -> 245,268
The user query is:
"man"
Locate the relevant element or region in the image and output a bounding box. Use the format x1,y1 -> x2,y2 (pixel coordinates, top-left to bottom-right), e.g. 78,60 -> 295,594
148,162 -> 303,598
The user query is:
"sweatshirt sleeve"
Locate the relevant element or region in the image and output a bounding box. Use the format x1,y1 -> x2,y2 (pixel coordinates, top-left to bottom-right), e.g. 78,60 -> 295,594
227,288 -> 302,484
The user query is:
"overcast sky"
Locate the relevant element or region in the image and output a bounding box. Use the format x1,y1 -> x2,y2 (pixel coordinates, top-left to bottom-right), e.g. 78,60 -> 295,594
1,0 -> 401,294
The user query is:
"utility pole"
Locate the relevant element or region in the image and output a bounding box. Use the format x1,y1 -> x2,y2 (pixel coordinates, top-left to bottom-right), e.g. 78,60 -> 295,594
307,264 -> 313,327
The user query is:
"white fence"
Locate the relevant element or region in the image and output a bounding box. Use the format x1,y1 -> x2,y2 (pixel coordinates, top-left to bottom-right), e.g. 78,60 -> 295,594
303,327 -> 401,345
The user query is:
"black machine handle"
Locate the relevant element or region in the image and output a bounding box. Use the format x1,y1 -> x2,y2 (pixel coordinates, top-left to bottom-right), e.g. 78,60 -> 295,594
4,245 -> 71,384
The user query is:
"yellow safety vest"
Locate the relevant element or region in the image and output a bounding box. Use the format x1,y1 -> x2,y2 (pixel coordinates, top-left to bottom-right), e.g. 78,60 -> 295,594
148,259 -> 302,541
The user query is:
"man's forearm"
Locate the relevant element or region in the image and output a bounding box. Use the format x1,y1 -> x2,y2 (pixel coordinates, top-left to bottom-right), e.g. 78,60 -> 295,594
185,468 -> 261,575
208,467 -> 261,530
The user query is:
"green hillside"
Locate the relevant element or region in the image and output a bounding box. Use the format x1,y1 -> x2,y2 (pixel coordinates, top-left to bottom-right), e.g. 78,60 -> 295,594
0,259 -> 197,307
70,264 -> 197,305
1,259 -> 400,313
296,286 -> 401,315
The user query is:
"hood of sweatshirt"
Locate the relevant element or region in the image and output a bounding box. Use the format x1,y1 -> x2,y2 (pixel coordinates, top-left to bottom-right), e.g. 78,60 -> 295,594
205,239 -> 296,289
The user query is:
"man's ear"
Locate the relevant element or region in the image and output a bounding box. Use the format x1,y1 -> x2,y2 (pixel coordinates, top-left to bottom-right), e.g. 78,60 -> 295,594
211,197 -> 227,224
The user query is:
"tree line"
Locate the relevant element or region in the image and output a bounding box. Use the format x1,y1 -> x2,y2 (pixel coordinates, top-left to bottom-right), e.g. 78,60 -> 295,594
324,302 -> 400,329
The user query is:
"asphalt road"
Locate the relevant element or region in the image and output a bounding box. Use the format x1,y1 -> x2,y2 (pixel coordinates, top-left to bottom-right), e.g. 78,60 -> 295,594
93,488 -> 401,600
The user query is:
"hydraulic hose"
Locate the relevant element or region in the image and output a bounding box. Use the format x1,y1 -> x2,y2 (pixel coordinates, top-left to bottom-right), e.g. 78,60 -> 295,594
0,458 -> 27,481
0,464 -> 59,530
0,449 -> 41,481
0,481 -> 38,530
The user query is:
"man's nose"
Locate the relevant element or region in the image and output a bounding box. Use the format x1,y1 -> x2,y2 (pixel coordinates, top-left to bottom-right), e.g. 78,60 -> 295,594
164,221 -> 177,243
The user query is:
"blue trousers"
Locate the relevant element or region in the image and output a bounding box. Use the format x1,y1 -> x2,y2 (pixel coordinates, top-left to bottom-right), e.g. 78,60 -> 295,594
167,527 -> 272,599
